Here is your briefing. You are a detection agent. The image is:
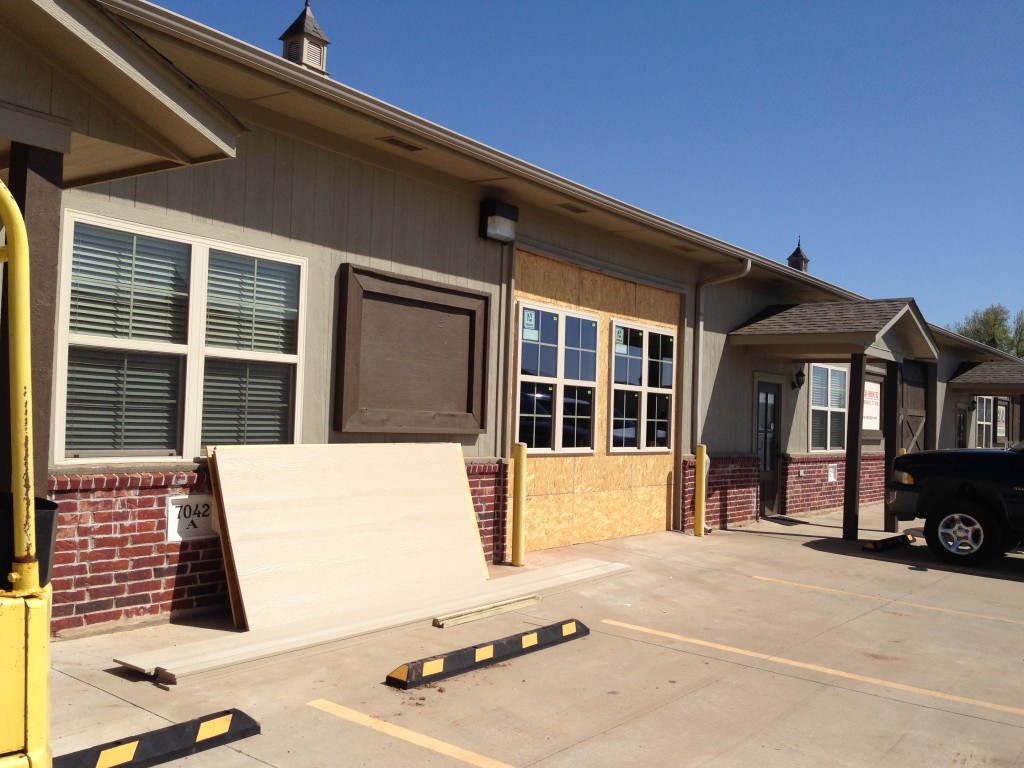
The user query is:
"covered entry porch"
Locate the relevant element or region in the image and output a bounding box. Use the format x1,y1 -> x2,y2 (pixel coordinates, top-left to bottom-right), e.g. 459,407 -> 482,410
730,299 -> 938,540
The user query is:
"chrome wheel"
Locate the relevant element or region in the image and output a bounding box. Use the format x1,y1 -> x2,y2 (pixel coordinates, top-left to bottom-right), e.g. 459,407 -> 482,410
935,512 -> 984,555
924,502 -> 1000,566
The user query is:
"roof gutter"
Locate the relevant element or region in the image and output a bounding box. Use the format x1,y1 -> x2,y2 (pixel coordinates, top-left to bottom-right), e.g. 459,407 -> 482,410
692,259 -> 752,448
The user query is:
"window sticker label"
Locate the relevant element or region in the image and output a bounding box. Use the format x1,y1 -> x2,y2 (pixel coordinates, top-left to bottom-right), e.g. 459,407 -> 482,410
614,326 -> 627,355
523,309 -> 539,341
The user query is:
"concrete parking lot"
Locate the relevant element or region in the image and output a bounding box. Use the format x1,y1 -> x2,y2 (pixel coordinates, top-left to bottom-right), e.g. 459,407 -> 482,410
52,505 -> 1024,767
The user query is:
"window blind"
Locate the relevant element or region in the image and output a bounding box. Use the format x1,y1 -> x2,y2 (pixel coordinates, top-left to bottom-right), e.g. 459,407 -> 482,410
206,251 -> 299,354
70,223 -> 190,343
202,360 -> 293,446
65,348 -> 181,454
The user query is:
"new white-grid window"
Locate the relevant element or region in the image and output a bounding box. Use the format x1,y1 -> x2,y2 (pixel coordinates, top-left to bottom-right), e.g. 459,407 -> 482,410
516,304 -> 598,453
610,322 -> 675,452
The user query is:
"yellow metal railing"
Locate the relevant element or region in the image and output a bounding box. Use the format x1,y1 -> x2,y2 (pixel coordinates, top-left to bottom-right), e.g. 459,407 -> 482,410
0,179 -> 38,593
0,177 -> 51,767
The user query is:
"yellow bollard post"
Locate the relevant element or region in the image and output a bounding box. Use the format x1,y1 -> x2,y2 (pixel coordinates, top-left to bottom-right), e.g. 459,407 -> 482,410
511,442 -> 527,566
694,444 -> 707,537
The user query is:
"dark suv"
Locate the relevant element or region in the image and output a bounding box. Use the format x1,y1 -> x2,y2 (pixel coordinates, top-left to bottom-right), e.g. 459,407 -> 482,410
888,441 -> 1024,565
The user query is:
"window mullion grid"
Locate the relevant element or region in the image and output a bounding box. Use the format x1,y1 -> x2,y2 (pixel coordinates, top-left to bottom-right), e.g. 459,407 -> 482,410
642,330 -> 674,451
610,322 -> 674,453
552,317 -> 567,451
559,313 -> 598,453
832,373 -> 847,451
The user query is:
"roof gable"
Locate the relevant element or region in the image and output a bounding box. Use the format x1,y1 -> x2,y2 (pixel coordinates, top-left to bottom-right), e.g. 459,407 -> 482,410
729,299 -> 938,363
0,0 -> 244,187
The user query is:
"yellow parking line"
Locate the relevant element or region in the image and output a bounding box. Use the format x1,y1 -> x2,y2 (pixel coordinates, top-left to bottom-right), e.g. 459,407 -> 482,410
308,699 -> 516,768
602,619 -> 1024,718
752,575 -> 1024,626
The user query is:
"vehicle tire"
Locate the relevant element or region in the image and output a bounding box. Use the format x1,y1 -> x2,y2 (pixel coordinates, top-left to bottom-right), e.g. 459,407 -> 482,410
923,501 -> 1002,566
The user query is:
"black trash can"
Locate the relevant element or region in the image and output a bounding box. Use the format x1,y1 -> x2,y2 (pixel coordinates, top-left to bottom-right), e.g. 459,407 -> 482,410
0,492 -> 59,588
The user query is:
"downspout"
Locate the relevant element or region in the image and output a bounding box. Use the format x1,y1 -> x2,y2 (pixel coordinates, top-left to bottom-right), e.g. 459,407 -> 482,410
692,258 -> 751,448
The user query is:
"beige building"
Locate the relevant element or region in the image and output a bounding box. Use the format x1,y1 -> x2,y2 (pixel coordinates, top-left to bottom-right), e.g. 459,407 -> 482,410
1,0 -> 1022,633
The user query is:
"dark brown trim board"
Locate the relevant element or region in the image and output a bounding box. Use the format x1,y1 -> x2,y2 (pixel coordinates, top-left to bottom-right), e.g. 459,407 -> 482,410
335,263 -> 489,434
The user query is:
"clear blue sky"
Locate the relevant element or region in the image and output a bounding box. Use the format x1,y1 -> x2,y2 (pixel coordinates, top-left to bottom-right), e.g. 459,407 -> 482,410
157,0 -> 1022,329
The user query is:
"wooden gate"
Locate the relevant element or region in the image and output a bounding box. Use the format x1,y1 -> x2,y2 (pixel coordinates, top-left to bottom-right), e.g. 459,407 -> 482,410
900,361 -> 927,452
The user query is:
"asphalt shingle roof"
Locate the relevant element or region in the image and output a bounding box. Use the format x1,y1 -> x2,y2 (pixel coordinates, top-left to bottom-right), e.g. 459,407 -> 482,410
730,299 -> 915,336
280,1 -> 331,43
949,360 -> 1024,387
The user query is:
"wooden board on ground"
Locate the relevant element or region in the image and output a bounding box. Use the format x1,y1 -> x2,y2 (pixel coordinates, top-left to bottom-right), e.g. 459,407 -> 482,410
114,557 -> 630,684
209,443 -> 489,630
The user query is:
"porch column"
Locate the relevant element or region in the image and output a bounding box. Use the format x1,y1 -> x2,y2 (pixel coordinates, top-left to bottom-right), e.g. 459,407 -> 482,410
843,353 -> 866,540
0,142 -> 63,490
883,360 -> 900,532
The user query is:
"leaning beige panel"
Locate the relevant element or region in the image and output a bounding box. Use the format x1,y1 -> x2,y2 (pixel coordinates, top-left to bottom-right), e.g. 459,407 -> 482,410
210,443 -> 488,630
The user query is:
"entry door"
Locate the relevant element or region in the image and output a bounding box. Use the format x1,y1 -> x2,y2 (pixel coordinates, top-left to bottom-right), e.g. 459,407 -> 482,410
756,382 -> 782,517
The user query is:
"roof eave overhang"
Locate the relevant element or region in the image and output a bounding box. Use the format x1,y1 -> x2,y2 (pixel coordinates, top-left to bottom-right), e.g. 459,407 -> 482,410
96,0 -> 867,298
946,382 -> 1024,395
729,301 -> 940,364
1,0 -> 245,185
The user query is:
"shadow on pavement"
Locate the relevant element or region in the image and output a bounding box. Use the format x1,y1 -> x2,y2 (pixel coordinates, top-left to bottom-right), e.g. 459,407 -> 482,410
729,516 -> 1024,584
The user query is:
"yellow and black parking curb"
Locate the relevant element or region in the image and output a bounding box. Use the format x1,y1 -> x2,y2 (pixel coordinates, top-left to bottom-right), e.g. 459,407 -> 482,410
386,619 -> 589,690
53,709 -> 260,768
863,533 -> 915,552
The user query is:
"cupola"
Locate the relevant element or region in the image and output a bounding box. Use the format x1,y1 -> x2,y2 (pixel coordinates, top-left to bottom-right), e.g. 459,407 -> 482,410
787,237 -> 810,273
280,1 -> 331,75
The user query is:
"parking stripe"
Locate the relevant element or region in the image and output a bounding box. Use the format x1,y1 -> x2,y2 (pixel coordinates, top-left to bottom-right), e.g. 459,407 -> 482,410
602,619 -> 1024,718
308,699 -> 516,768
752,575 -> 1024,626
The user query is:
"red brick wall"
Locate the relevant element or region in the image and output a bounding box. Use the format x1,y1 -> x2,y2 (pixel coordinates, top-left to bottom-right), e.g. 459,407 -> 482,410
681,453 -> 886,529
781,453 -> 886,516
466,462 -> 509,565
48,472 -> 225,635
46,462 -> 509,635
681,455 -> 760,532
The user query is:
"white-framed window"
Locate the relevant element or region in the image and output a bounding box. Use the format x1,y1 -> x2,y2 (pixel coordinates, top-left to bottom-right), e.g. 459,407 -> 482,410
810,364 -> 847,451
515,303 -> 598,453
976,395 -> 994,447
55,212 -> 306,463
609,321 -> 675,452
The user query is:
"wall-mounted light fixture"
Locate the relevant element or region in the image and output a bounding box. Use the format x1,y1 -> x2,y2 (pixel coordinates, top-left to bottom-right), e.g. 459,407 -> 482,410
479,199 -> 519,243
792,369 -> 806,390
969,399 -> 978,412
